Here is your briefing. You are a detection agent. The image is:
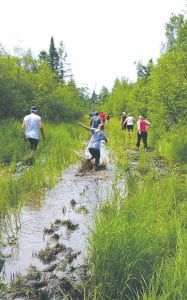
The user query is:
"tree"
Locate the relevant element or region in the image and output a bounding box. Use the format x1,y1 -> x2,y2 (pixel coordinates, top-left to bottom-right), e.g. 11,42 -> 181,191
99,86 -> 110,104
91,90 -> 98,104
58,40 -> 72,82
49,36 -> 59,75
22,49 -> 39,72
165,14 -> 185,50
39,50 -> 49,62
135,59 -> 154,80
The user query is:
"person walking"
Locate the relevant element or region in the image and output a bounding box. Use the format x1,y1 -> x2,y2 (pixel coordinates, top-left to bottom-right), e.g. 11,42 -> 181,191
79,122 -> 107,171
89,110 -> 95,119
90,112 -> 103,129
120,112 -> 127,130
99,112 -> 106,123
22,106 -> 45,165
123,113 -> 134,138
136,115 -> 151,150
106,113 -> 111,121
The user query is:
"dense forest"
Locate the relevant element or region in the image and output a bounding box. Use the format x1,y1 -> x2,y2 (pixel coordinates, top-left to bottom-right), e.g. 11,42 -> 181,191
0,13 -> 187,299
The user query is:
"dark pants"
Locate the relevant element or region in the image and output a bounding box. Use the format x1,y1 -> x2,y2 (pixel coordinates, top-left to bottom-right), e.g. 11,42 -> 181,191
88,148 -> 100,166
122,123 -> 127,130
136,132 -> 148,149
27,138 -> 39,151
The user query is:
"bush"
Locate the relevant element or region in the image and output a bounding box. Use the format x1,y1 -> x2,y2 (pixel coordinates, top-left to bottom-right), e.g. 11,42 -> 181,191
157,123 -> 187,163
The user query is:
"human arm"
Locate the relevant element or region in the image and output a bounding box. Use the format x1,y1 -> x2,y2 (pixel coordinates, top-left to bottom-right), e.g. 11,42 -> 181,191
40,127 -> 45,140
79,122 -> 92,132
137,120 -> 141,133
123,117 -> 128,125
145,120 -> 151,125
22,120 -> 27,142
39,119 -> 45,140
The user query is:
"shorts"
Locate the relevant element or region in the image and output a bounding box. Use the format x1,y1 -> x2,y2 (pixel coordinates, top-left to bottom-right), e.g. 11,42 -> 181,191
27,138 -> 39,151
127,125 -> 133,131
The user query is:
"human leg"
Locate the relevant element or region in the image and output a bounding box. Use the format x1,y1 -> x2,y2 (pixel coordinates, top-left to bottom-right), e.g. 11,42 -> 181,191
127,125 -> 133,138
94,149 -> 100,170
28,138 -> 38,164
89,148 -> 100,170
136,132 -> 141,149
129,125 -> 133,138
142,132 -> 148,149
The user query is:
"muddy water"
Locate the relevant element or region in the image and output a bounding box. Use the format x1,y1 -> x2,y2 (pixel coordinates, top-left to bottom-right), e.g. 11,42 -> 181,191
1,160 -> 114,283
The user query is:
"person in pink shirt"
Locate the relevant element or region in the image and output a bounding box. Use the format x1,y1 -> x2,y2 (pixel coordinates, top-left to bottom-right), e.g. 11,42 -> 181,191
136,115 -> 151,150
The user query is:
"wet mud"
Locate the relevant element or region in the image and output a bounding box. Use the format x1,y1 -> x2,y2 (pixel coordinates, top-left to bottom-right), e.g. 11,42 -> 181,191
0,150 -> 114,299
0,147 -> 173,299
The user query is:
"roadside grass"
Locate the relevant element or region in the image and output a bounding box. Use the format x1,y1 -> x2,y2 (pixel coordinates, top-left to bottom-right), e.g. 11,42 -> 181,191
86,117 -> 187,299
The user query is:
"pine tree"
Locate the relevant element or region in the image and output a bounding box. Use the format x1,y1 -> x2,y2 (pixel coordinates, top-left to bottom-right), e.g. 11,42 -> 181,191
49,37 -> 59,74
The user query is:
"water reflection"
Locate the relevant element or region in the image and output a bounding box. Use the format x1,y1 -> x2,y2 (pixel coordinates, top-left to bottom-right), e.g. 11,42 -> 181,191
0,158 -> 114,283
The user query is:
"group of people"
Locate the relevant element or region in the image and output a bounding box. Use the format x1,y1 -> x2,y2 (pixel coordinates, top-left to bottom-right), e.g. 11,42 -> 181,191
79,110 -> 109,171
22,107 -> 108,171
79,122 -> 107,171
89,111 -> 110,127
120,112 -> 151,150
22,105 -> 150,170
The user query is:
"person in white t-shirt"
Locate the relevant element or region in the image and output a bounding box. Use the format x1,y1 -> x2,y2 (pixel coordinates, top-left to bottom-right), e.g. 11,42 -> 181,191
123,113 -> 134,138
22,106 -> 45,165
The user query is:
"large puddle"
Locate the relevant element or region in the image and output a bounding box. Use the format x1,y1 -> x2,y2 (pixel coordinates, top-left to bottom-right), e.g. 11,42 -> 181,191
0,149 -> 115,283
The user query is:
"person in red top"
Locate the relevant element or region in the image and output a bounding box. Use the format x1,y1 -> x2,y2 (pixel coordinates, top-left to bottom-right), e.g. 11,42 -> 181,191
99,112 -> 106,123
136,115 -> 151,150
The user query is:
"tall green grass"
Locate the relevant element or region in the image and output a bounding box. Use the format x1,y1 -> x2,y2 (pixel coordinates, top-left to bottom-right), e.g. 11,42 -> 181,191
0,120 -> 86,214
86,117 -> 187,299
152,123 -> 187,164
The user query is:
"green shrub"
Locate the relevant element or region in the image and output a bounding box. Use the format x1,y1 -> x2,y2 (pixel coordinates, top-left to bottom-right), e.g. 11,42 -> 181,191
157,124 -> 187,163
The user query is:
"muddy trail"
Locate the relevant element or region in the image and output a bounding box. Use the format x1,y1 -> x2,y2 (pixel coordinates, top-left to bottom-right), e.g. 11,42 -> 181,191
0,145 -> 116,299
0,145 -> 173,299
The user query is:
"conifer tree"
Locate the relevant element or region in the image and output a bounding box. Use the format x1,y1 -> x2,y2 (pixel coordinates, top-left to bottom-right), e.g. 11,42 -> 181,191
39,50 -> 49,62
49,36 -> 59,74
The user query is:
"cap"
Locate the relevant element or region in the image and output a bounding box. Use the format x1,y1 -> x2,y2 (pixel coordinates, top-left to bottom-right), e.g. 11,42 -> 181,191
31,106 -> 38,113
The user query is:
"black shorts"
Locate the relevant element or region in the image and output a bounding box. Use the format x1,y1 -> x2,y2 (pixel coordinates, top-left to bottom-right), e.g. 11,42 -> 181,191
27,138 -> 39,150
127,125 -> 133,131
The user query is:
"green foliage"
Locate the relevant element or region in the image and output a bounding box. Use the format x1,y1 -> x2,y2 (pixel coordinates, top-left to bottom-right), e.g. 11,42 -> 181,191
103,14 -> 186,164
0,120 -> 26,164
0,121 -> 84,213
157,123 -> 187,163
99,86 -> 110,104
0,51 -> 85,121
135,59 -> 154,80
49,36 -> 59,74
165,14 -> 185,50
45,85 -> 84,122
88,163 -> 187,299
105,78 -> 132,117
148,46 -> 187,129
85,115 -> 187,299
